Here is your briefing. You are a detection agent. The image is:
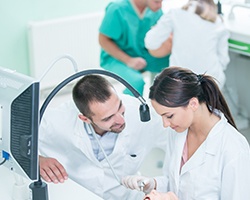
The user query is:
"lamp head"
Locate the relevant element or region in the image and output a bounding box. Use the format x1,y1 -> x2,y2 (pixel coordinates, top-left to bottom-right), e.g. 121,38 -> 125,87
139,104 -> 150,122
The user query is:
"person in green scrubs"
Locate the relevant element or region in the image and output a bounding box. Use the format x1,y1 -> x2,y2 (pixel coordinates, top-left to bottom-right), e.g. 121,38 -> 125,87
99,0 -> 171,96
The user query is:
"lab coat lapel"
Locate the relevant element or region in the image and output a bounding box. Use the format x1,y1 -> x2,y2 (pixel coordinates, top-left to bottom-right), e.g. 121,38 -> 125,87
180,114 -> 226,176
109,128 -> 130,158
100,128 -> 130,173
171,131 -> 188,191
180,142 -> 206,175
74,121 -> 101,165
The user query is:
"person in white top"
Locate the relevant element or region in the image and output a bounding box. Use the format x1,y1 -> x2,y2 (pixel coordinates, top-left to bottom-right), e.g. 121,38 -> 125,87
122,66 -> 250,199
38,74 -> 168,200
144,0 -> 230,89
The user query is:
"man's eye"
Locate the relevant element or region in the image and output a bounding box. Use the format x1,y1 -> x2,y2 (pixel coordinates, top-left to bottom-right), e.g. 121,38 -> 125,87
103,117 -> 112,122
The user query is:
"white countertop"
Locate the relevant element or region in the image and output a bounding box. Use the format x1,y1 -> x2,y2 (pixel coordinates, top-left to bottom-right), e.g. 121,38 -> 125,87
223,3 -> 250,42
0,166 -> 103,200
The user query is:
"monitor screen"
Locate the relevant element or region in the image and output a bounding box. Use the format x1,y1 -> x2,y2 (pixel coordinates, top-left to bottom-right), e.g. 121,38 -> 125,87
0,67 -> 39,180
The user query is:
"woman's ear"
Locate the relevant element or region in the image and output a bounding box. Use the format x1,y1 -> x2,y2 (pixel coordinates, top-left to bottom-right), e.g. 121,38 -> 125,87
78,114 -> 91,124
189,97 -> 199,111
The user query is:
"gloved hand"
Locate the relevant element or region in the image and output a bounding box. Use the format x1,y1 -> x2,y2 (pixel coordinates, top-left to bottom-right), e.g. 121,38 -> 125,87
121,175 -> 155,194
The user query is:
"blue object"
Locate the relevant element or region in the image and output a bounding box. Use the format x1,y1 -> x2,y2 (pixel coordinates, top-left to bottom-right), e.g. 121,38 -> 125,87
2,150 -> 10,160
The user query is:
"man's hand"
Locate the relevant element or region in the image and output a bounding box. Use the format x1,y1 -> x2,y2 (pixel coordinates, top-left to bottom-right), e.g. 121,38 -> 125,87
126,57 -> 147,70
39,156 -> 68,183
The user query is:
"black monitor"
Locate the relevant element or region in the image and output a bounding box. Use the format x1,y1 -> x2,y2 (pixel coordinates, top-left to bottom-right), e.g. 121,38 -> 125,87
0,66 -> 39,180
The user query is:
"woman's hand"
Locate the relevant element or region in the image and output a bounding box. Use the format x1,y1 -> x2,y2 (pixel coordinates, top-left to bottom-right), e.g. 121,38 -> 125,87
122,175 -> 156,194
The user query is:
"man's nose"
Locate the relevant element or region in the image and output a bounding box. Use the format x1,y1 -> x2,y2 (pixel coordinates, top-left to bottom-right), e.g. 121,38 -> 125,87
115,113 -> 125,123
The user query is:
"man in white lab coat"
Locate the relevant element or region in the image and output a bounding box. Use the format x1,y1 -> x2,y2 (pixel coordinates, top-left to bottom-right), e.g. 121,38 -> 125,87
38,74 -> 168,200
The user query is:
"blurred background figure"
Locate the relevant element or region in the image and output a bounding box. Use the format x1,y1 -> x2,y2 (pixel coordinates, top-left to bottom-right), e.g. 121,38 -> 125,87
145,0 -> 229,89
99,0 -> 172,96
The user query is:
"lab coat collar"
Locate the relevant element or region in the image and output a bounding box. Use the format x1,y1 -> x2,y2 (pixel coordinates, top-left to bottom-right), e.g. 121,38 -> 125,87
180,111 -> 228,175
204,111 -> 228,155
74,121 -> 131,166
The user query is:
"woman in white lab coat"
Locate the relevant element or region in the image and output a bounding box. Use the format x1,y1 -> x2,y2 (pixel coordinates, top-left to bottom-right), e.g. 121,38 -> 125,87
38,75 -> 168,200
122,67 -> 250,199
145,0 -> 230,89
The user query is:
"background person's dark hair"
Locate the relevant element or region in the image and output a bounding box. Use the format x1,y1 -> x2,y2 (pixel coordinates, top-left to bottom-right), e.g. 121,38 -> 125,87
72,75 -> 114,118
149,66 -> 237,129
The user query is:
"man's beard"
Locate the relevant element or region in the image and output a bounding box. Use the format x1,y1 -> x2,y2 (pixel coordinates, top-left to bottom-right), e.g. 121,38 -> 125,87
110,123 -> 126,133
91,121 -> 126,134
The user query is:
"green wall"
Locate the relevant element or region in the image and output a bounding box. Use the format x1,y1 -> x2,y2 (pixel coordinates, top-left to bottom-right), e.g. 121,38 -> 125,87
0,0 -> 111,75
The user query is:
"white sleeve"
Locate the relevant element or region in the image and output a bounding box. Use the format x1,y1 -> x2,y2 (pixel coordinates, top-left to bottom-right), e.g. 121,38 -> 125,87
143,101 -> 170,151
38,101 -> 77,156
145,11 -> 173,50
153,129 -> 176,193
154,176 -> 169,193
38,111 -> 54,156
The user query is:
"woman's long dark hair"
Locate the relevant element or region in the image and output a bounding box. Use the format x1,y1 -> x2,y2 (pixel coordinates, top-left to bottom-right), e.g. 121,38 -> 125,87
149,67 -> 237,129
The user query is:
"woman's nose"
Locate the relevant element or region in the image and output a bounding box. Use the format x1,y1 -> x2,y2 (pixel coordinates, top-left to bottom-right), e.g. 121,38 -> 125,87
162,118 -> 170,128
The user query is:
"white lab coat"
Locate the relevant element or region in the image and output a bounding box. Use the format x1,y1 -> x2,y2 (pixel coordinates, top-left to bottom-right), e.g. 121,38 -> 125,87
145,8 -> 230,88
39,94 -> 168,200
155,112 -> 250,200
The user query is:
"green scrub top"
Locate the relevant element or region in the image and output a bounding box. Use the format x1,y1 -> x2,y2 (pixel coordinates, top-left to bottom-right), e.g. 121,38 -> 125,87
99,0 -> 169,72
